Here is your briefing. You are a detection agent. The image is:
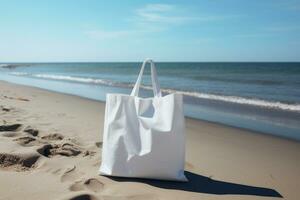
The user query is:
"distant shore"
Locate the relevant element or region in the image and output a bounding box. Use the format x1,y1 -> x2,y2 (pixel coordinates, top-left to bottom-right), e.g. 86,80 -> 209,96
0,80 -> 299,200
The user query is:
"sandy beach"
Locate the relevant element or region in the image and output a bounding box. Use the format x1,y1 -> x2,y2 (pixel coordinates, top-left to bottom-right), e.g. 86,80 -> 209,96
0,80 -> 299,200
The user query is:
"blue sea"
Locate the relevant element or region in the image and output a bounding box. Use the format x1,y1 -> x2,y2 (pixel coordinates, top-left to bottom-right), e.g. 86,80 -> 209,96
1,62 -> 300,141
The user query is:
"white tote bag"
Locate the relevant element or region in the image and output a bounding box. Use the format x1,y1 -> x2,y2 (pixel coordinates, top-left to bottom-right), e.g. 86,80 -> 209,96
99,59 -> 187,181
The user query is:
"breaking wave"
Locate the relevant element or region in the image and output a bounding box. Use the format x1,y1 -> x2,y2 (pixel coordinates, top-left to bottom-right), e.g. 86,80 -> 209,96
10,72 -> 300,112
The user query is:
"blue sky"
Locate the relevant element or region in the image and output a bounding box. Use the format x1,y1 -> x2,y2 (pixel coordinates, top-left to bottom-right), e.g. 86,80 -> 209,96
0,0 -> 300,62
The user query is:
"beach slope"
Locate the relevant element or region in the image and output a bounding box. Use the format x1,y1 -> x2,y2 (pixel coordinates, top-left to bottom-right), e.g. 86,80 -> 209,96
0,81 -> 299,200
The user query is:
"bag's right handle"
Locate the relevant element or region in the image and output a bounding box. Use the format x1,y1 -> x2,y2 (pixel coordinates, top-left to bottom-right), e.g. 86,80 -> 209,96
130,59 -> 162,97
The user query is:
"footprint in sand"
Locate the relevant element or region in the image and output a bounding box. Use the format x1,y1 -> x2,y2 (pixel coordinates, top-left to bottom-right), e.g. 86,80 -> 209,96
121,194 -> 158,200
60,193 -> 157,200
3,95 -> 30,102
1,124 -> 40,142
0,123 -> 42,171
37,142 -> 82,158
0,124 -> 22,132
41,133 -> 64,140
0,152 -> 40,171
60,165 -> 85,182
23,126 -> 39,137
69,178 -> 104,193
95,142 -> 103,148
0,106 -> 11,112
59,193 -> 98,200
0,124 -> 23,137
36,132 -> 81,158
83,150 -> 97,157
13,136 -> 44,147
1,131 -> 22,137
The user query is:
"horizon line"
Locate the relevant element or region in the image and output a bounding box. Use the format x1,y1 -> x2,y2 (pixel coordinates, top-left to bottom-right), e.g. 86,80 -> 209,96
1,61 -> 300,63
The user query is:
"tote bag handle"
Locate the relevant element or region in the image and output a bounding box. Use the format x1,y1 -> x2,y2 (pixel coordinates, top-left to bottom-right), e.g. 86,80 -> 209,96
130,59 -> 162,97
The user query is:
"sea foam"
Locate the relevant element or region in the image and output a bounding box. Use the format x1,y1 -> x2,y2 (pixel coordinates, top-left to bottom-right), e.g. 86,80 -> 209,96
10,72 -> 300,112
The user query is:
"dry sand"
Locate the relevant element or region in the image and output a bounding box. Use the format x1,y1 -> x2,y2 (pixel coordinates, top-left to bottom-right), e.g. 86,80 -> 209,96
0,80 -> 299,200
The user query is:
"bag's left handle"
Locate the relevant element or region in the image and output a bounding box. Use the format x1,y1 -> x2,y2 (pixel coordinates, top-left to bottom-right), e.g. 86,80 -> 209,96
130,59 -> 162,97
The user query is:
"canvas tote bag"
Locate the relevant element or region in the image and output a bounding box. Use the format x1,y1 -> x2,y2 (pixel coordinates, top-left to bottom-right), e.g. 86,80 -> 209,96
99,59 -> 187,181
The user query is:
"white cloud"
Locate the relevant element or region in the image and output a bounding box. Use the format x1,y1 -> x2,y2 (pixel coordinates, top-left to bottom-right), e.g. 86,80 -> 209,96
135,3 -> 234,25
136,3 -> 183,23
85,3 -> 239,40
141,3 -> 174,12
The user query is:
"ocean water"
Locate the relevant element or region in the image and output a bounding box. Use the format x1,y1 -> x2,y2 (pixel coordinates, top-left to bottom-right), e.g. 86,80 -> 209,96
0,62 -> 300,141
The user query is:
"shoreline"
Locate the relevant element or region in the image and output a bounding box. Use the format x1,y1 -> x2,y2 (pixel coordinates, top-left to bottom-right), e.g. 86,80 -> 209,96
1,80 -> 300,200
1,70 -> 300,141
0,79 -> 297,143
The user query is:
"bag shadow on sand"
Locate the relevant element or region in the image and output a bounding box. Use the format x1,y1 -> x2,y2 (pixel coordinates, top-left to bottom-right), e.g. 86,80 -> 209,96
106,171 -> 282,198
